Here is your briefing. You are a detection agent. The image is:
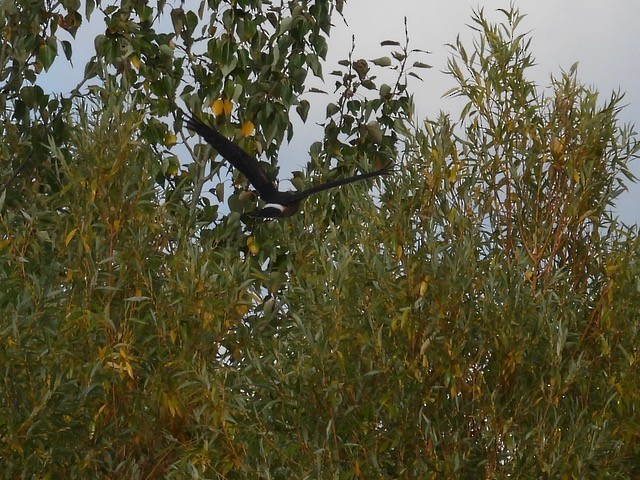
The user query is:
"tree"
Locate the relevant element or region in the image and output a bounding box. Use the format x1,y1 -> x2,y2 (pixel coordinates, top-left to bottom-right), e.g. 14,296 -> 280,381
1,3 -> 639,479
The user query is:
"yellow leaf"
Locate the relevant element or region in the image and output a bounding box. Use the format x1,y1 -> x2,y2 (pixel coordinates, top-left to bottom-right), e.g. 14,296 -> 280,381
247,236 -> 259,255
211,99 -> 224,116
164,131 -> 177,147
448,163 -> 459,183
223,99 -> 233,116
166,156 -> 179,176
550,136 -> 564,157
235,304 -> 249,316
130,55 -> 141,70
125,361 -> 135,380
89,178 -> 98,202
448,208 -> 456,224
211,98 -> 233,116
605,263 -> 618,277
573,169 -> 580,183
82,237 -> 90,253
419,281 -> 428,296
241,120 -> 254,137
65,228 -> 78,246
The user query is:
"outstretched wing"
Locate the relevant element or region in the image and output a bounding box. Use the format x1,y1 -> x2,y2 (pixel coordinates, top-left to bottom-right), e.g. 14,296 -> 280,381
183,112 -> 278,199
286,161 -> 394,202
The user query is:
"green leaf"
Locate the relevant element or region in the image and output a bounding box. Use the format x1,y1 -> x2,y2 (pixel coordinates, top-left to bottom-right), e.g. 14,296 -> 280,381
61,0 -> 81,10
361,79 -> 376,90
296,99 -> 310,122
37,39 -> 57,71
365,121 -> 383,143
125,296 -> 151,302
379,83 -> 392,99
371,56 -> 392,67
61,40 -> 73,62
220,55 -> 238,77
85,0 -> 95,19
306,53 -> 322,78
326,102 -> 339,117
278,16 -> 294,35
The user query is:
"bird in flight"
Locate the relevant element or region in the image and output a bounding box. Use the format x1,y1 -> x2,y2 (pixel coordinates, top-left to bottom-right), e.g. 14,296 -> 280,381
183,112 -> 393,218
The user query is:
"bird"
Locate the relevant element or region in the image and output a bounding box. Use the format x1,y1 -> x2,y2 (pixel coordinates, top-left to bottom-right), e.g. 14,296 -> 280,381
183,112 -> 393,218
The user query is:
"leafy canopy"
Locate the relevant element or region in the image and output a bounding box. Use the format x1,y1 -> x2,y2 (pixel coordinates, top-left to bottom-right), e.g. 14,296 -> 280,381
1,3 -> 639,479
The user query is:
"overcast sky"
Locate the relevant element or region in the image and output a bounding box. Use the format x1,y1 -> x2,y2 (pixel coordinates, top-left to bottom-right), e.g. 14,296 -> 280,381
40,1 -> 640,224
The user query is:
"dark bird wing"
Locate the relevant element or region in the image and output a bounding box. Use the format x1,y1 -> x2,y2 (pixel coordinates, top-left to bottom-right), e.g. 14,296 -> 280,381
286,161 -> 394,202
183,112 -> 278,199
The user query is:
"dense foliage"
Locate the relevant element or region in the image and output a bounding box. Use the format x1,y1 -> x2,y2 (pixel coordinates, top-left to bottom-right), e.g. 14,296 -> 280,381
1,2 -> 639,478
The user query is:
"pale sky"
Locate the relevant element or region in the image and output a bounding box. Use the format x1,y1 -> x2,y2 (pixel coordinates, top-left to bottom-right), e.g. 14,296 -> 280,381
40,1 -> 640,224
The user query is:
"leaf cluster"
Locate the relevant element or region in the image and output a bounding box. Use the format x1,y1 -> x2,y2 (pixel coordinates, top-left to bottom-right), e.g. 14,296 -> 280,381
1,4 -> 640,479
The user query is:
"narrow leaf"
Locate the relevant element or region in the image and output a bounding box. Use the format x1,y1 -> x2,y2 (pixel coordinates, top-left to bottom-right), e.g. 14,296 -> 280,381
371,57 -> 392,67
